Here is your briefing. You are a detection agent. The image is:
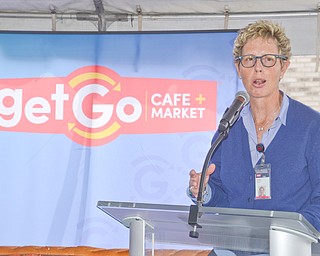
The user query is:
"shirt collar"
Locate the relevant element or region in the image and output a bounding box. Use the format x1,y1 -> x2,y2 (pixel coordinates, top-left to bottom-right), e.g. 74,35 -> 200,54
240,91 -> 289,126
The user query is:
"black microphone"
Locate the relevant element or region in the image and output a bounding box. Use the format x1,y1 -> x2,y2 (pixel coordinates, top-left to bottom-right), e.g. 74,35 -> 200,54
188,91 -> 250,238
218,91 -> 250,133
189,90 -> 250,239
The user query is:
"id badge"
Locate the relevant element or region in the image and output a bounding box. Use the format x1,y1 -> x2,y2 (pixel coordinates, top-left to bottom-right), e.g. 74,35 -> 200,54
254,163 -> 271,200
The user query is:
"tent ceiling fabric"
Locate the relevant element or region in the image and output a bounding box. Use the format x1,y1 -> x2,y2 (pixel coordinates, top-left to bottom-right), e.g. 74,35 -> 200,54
0,0 -> 318,14
0,1 -> 318,56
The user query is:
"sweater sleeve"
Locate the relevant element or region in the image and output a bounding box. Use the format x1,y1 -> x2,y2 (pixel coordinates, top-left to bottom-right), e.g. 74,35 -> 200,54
298,124 -> 320,232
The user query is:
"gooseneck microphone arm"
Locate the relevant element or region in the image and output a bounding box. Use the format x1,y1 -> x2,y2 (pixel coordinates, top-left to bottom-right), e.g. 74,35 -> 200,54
188,91 -> 250,238
188,123 -> 230,238
196,130 -> 229,206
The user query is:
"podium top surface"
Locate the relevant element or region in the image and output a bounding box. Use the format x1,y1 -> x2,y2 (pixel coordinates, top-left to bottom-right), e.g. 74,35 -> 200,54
97,200 -> 320,253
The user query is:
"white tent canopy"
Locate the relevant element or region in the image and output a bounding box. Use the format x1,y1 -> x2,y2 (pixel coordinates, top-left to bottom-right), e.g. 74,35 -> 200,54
0,1 -> 318,55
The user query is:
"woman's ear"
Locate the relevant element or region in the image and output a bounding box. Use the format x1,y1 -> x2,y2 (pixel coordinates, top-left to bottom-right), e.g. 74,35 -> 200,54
281,59 -> 290,78
235,61 -> 241,78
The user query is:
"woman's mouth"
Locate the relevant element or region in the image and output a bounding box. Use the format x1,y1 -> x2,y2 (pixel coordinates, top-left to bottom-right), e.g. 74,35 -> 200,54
253,79 -> 266,87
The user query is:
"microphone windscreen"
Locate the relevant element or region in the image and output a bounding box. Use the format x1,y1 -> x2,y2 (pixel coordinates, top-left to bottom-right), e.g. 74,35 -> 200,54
235,91 -> 250,105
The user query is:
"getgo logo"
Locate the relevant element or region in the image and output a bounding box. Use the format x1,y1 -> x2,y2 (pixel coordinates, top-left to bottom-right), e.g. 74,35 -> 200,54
0,66 -> 217,146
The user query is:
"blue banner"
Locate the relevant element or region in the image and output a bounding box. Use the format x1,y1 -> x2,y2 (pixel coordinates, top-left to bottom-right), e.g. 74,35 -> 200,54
0,31 -> 242,248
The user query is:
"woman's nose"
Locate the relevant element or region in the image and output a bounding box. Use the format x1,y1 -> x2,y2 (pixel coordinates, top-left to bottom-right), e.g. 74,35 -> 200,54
254,58 -> 263,72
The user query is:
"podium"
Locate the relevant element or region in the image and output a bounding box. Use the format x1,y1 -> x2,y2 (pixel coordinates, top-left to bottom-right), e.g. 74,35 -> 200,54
97,201 -> 320,256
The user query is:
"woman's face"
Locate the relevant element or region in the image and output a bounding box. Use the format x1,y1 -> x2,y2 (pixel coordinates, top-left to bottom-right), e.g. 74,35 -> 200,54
235,37 -> 290,100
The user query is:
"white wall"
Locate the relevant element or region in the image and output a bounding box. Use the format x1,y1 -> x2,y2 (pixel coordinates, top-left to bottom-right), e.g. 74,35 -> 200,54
282,56 -> 320,112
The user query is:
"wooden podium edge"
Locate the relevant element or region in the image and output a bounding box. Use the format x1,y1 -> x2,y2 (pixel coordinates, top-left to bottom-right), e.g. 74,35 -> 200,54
0,246 -> 210,256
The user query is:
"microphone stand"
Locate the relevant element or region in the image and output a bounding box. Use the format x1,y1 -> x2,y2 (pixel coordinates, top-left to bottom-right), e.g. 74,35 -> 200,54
187,90 -> 249,238
188,92 -> 250,238
188,127 -> 230,238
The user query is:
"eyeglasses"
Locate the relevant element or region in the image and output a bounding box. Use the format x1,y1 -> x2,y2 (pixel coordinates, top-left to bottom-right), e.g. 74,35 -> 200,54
235,54 -> 288,68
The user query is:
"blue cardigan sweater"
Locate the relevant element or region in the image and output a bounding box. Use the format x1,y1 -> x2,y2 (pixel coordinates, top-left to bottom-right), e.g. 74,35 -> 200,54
207,97 -> 320,232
